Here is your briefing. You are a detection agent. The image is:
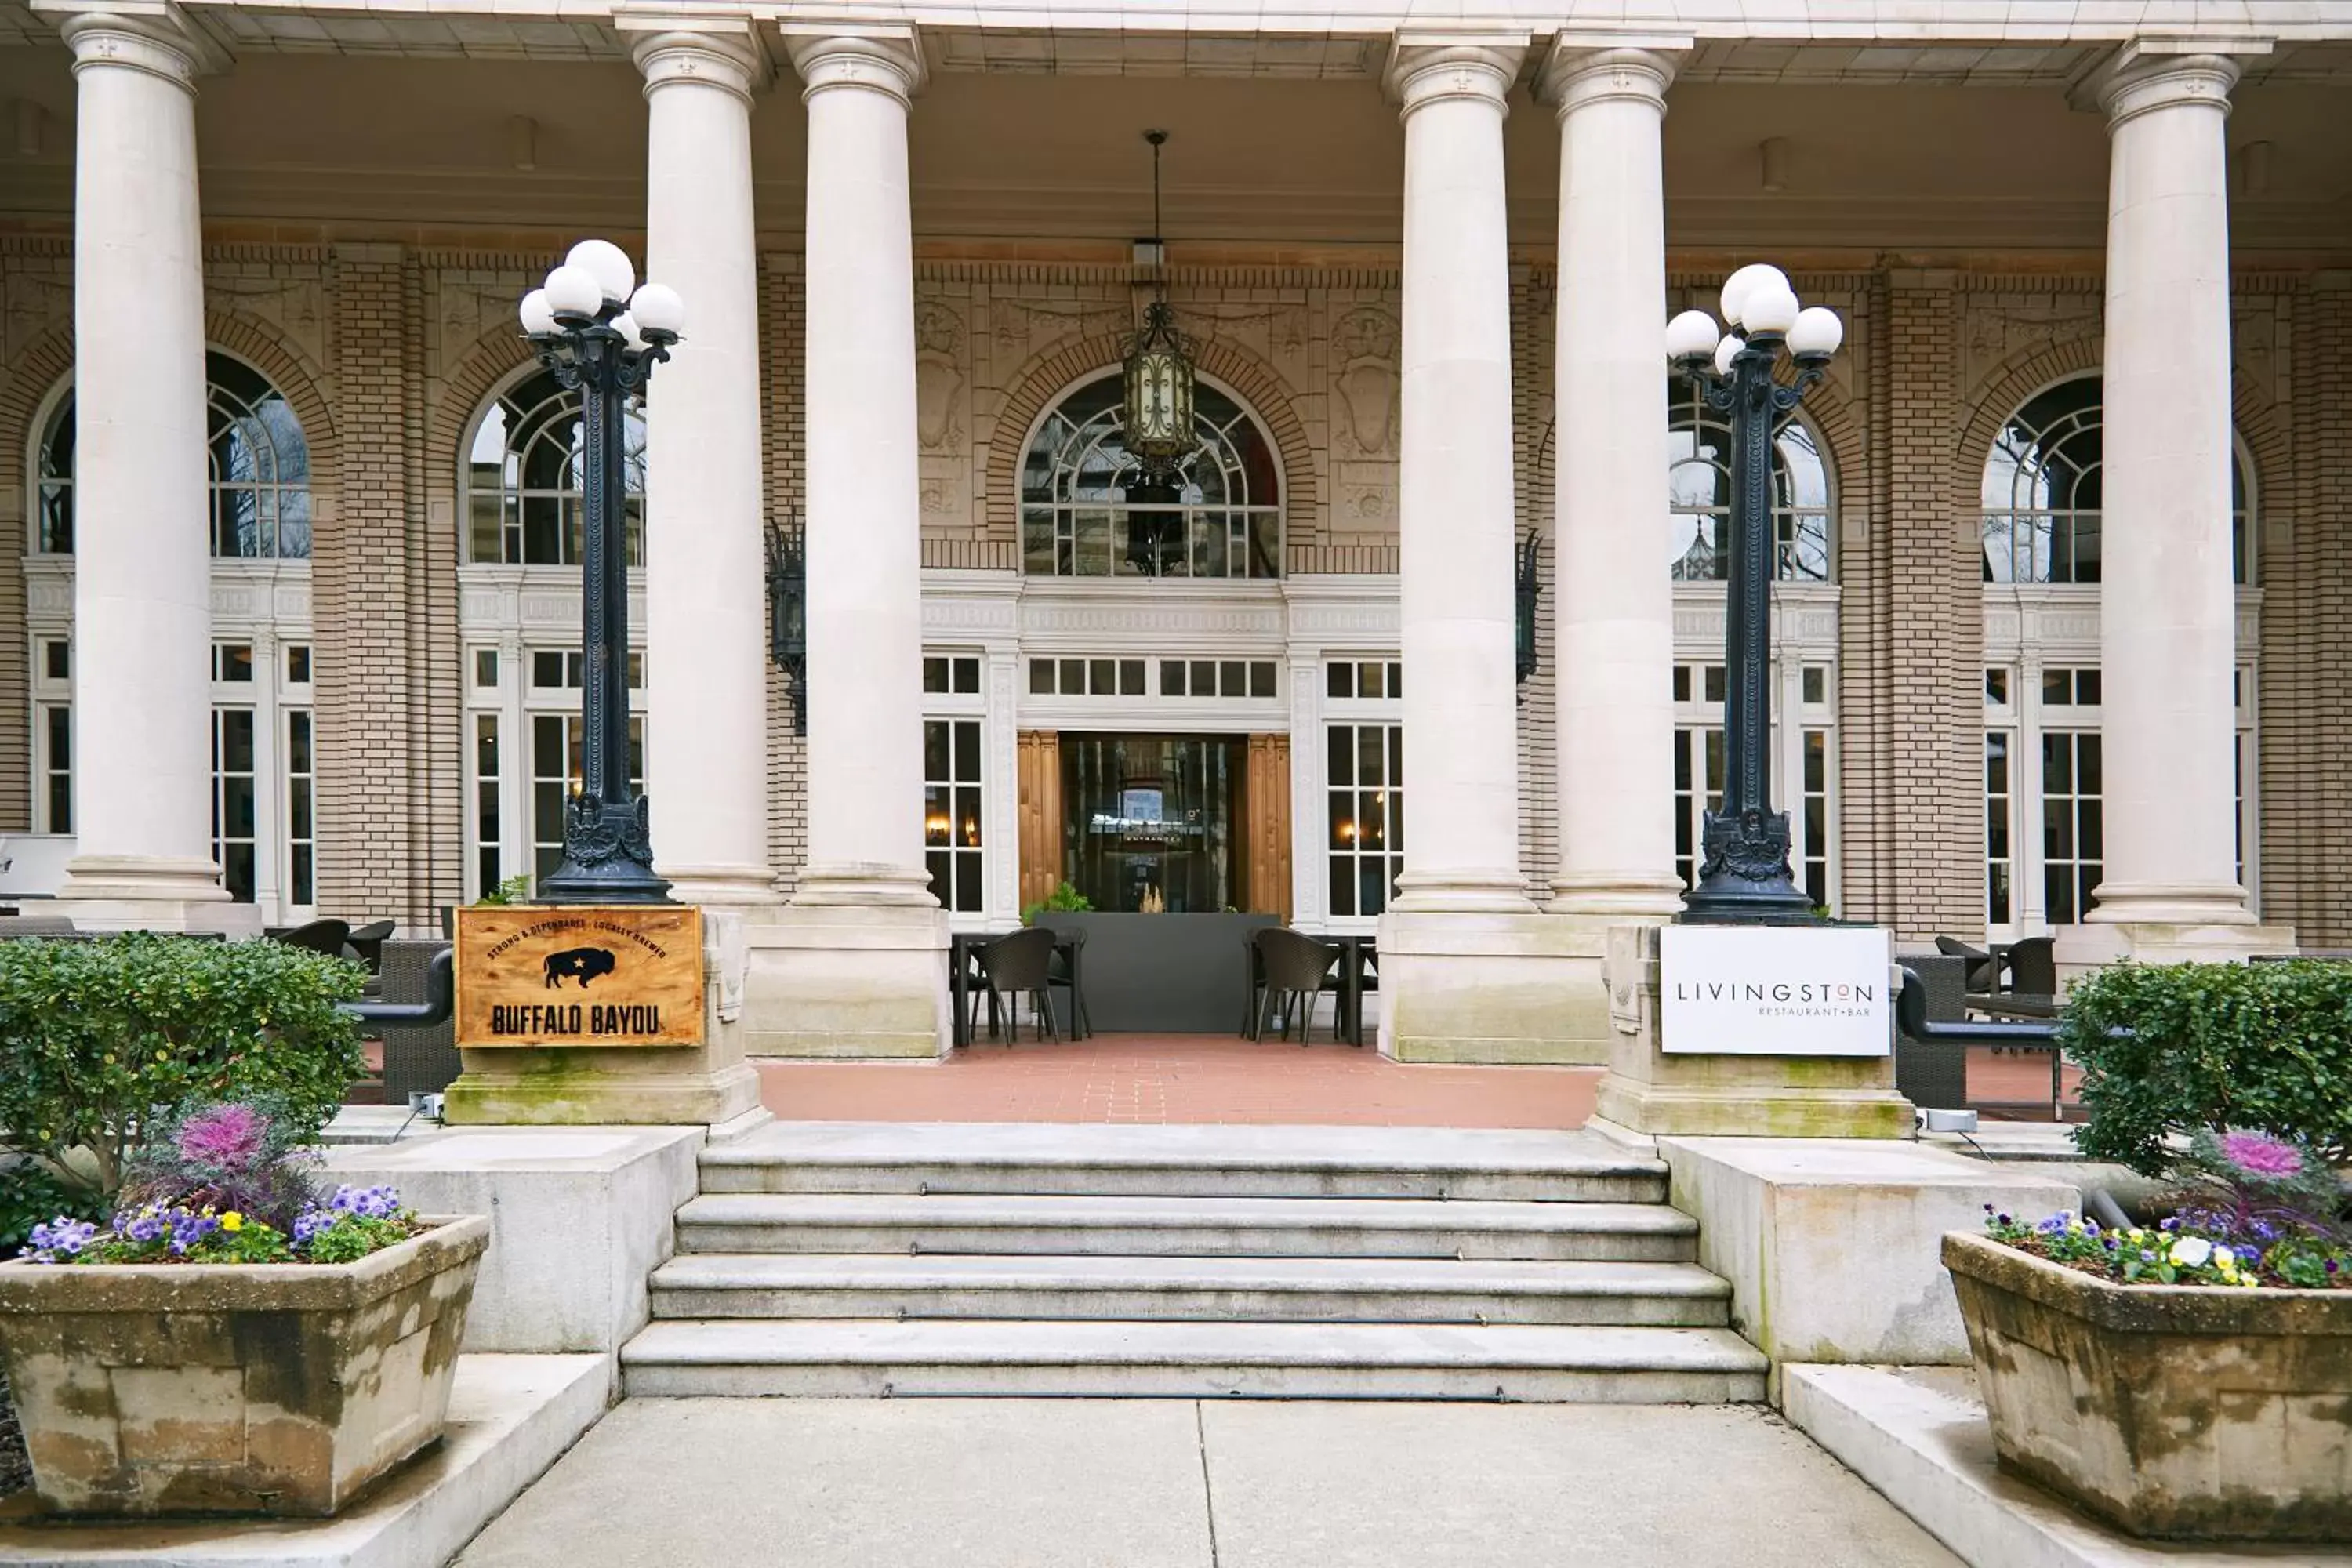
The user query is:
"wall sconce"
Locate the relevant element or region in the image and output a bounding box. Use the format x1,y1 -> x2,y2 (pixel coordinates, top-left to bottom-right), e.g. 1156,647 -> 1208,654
1515,528 -> 1544,697
764,518 -> 808,736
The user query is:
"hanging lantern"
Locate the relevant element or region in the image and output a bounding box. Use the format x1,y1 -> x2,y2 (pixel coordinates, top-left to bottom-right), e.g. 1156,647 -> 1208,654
1117,130 -> 1198,477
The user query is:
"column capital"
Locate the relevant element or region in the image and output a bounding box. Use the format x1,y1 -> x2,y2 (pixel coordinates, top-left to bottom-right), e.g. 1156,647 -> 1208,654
1383,31 -> 1527,120
1534,36 -> 1690,119
2081,38 -> 2267,129
42,2 -> 226,90
782,25 -> 925,107
625,21 -> 769,104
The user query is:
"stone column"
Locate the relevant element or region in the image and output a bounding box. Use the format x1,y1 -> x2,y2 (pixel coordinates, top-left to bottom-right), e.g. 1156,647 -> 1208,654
631,26 -> 776,906
1387,35 -> 1530,918
1539,43 -> 1686,923
743,27 -> 947,1058
51,9 -> 235,927
1377,33 -> 1595,1063
2076,45 -> 2291,961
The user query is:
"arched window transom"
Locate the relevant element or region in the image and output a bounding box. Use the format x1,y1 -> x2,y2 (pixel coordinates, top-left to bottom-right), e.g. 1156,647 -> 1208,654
464,367 -> 645,567
1980,373 -> 2251,586
34,351 -> 313,559
1666,382 -> 1832,583
1020,372 -> 1281,579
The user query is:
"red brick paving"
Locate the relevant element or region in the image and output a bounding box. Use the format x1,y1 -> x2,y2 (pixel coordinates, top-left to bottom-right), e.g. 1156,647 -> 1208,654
755,1035 -> 2085,1128
757,1034 -> 1602,1129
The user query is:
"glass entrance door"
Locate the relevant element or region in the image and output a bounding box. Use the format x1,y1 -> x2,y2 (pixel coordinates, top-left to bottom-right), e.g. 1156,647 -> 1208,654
1061,734 -> 1247,913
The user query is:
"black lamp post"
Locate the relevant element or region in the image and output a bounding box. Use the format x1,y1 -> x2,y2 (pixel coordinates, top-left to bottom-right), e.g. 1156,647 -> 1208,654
1665,264 -> 1843,924
518,239 -> 684,905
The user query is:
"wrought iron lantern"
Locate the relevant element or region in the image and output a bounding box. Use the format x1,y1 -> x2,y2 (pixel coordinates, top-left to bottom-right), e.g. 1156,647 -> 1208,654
517,238 -> 682,905
1117,130 -> 1197,477
764,518 -> 808,737
1515,528 -> 1544,696
1664,263 -> 1843,924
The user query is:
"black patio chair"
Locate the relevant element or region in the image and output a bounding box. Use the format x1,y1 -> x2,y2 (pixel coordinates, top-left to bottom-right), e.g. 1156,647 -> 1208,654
2003,935 -> 2056,999
971,927 -> 1059,1044
1253,927 -> 1342,1047
1935,935 -> 2001,993
1894,954 -> 1971,1110
1044,928 -> 1091,1040
344,920 -> 396,975
269,918 -> 351,959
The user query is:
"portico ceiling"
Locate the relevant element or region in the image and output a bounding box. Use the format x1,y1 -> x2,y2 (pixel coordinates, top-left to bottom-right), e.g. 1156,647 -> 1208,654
2,2 -> 2350,251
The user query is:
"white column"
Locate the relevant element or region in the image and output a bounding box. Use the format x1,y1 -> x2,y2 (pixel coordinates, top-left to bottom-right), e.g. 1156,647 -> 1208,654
1384,34 -> 1532,914
55,11 -> 226,911
632,27 -> 775,905
1539,44 -> 1686,920
783,29 -> 931,908
2088,49 -> 2250,928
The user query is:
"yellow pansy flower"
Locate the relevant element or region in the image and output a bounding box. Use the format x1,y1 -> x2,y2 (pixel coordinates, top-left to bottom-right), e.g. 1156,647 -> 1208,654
220,1212 -> 243,1232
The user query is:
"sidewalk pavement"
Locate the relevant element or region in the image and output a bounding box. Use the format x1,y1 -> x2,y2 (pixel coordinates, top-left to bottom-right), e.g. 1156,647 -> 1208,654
454,1398 -> 1960,1568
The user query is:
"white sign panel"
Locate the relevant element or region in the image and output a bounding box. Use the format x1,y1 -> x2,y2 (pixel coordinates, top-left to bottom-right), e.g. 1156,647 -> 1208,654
1658,924 -> 1892,1056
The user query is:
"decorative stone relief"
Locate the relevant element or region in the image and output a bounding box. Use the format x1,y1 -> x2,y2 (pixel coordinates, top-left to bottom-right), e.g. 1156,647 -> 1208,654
1961,294 -> 2101,402
914,298 -> 968,456
989,294 -> 1129,366
2234,299 -> 2281,402
434,277 -> 535,365
205,272 -> 329,368
2,267 -> 72,364
1328,306 -> 1399,459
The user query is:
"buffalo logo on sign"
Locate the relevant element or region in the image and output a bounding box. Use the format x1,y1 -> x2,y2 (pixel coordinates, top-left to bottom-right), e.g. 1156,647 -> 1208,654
456,906 -> 704,1048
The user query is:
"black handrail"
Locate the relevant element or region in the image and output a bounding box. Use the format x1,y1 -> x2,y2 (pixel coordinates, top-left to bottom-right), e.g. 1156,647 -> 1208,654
338,947 -> 453,1029
1897,964 -> 2063,1050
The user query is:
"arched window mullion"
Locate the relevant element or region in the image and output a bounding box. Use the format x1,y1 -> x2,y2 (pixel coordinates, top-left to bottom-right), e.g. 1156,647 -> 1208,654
462,368 -> 646,568
1667,390 -> 1834,584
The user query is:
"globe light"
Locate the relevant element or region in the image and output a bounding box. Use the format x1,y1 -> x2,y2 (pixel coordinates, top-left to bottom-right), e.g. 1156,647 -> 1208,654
543,264 -> 603,321
629,282 -> 685,339
566,238 -> 636,305
1719,263 -> 1791,329
1740,281 -> 1802,336
1714,333 -> 1746,376
1787,306 -> 1845,359
610,311 -> 644,350
1665,309 -> 1721,362
518,288 -> 557,337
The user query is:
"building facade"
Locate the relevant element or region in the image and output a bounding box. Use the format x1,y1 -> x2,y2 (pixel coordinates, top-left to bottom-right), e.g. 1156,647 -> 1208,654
2,0 -> 2346,1060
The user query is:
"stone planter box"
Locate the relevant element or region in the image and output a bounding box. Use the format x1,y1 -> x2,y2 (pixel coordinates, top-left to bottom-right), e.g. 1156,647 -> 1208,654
1944,1229 -> 2352,1542
0,1213 -> 489,1518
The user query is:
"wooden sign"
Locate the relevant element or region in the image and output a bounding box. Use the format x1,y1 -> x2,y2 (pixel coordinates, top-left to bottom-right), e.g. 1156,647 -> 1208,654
455,906 -> 704,1048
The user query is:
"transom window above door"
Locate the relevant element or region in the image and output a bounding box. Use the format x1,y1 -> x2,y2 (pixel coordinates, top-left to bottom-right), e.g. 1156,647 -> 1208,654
1021,371 -> 1282,579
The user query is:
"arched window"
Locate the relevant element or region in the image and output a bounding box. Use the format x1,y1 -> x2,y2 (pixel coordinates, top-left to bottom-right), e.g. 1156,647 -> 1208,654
1020,372 -> 1282,579
1980,373 -> 2252,586
463,368 -> 646,567
1666,382 -> 1832,583
34,351 -> 313,559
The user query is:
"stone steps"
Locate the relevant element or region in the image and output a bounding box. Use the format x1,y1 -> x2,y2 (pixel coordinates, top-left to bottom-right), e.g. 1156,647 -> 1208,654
648,1253 -> 1733,1327
673,1192 -> 1700,1261
695,1121 -> 1668,1203
620,1123 -> 1759,1403
619,1319 -> 1769,1401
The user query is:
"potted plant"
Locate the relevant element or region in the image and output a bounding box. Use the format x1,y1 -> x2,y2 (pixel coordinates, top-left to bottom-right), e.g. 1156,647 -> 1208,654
0,1100 -> 488,1518
1944,958 -> 2352,1543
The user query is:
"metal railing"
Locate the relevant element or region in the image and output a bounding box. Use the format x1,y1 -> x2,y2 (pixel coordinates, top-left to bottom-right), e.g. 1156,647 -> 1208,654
338,947 -> 453,1030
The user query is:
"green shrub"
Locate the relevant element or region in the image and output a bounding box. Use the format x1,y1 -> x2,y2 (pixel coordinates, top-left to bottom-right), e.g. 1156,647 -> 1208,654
1020,880 -> 1094,925
0,1158 -> 89,1253
2061,960 -> 2352,1176
0,935 -> 367,1205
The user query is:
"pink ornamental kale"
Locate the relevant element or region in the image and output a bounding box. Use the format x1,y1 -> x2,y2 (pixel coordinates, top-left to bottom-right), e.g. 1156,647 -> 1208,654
174,1102 -> 270,1173
2222,1131 -> 2305,1179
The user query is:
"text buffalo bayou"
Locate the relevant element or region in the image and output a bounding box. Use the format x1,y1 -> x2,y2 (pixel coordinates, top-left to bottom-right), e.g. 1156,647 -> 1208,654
487,1003 -> 665,1037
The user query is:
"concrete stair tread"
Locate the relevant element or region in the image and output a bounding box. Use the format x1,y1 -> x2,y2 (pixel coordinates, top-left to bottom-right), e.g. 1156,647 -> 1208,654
622,1318 -> 1769,1374
702,1121 -> 1660,1178
650,1252 -> 1731,1297
677,1192 -> 1695,1233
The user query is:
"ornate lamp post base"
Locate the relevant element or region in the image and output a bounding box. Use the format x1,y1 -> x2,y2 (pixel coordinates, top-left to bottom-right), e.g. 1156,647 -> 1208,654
535,793 -> 672,905
1685,807 -> 1816,924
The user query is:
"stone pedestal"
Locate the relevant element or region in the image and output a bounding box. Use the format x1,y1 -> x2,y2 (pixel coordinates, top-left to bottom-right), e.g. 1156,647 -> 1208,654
441,907 -> 764,1126
1592,923 -> 1914,1139
2054,918 -> 2299,978
1377,912 -> 1606,1065
741,902 -> 949,1059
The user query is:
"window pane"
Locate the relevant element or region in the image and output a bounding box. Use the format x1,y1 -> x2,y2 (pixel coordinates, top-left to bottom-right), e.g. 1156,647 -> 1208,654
953,721 -> 981,783
1031,659 -> 1056,695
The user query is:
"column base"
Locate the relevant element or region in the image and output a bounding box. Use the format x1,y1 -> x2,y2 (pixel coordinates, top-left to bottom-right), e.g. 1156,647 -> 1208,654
1388,869 -> 1539,916
655,863 -> 781,908
1546,873 -> 1687,923
1592,923 -> 1915,1139
2056,919 -> 2299,973
743,900 -> 949,1059
1373,910 -> 1607,1064
443,906 -> 764,1127
51,853 -> 260,936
